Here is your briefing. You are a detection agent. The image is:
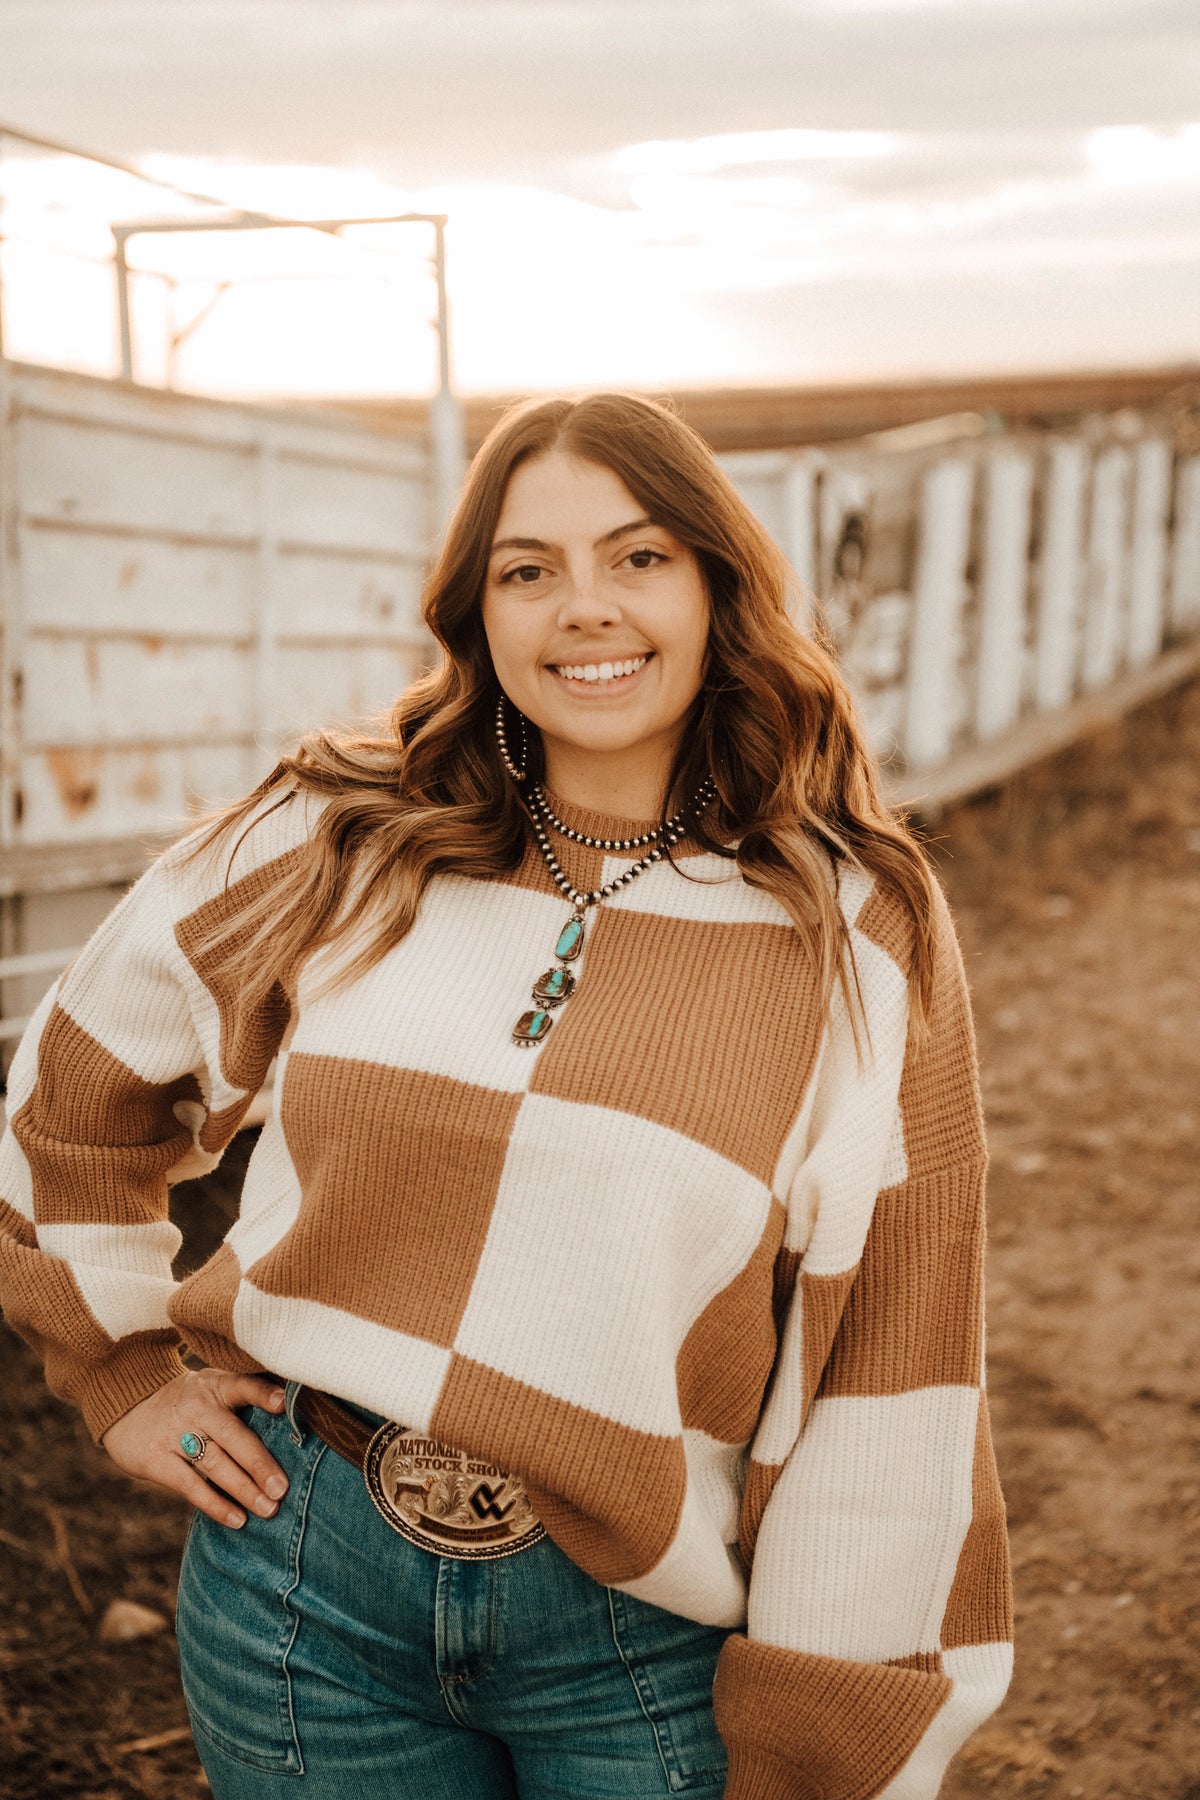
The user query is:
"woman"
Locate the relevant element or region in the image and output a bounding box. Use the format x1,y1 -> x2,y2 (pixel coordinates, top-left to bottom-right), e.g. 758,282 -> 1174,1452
0,392 -> 1012,1798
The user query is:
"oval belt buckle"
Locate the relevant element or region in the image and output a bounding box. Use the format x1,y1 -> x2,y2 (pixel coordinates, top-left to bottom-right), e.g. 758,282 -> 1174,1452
363,1422 -> 547,1560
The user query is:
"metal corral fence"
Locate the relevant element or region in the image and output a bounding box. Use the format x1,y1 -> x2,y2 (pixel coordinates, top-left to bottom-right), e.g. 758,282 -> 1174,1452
4,364 -> 1200,1061
720,415 -> 1200,805
0,358 -> 433,1055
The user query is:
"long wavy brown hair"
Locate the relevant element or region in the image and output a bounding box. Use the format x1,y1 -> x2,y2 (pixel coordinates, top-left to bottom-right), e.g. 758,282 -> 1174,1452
187,391 -> 938,1034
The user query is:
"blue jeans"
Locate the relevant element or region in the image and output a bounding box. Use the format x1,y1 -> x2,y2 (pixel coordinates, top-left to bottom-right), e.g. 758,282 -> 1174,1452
176,1389 -> 734,1798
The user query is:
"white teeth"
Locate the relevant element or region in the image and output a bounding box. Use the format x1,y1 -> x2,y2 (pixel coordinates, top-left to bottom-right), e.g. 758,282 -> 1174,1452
552,653 -> 648,684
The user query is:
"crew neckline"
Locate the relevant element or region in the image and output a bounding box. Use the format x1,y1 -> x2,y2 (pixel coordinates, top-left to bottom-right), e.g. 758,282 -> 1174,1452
535,783 -> 719,850
537,787 -> 663,844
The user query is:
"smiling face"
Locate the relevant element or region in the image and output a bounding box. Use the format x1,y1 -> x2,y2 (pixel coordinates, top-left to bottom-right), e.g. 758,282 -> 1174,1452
481,449 -> 710,808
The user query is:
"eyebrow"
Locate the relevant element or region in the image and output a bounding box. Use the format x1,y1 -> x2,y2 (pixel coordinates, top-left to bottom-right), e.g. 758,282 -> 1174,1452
490,517 -> 658,556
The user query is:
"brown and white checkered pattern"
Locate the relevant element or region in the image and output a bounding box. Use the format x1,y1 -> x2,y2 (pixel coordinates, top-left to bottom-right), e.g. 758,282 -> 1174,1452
0,787 -> 1013,1797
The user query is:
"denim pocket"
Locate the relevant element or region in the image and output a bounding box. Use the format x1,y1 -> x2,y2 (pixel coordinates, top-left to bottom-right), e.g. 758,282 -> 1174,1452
176,1403 -> 327,1776
607,1589 -> 733,1792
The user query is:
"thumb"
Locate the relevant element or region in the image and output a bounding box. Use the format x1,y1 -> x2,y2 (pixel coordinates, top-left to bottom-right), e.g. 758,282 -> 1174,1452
212,1370 -> 288,1413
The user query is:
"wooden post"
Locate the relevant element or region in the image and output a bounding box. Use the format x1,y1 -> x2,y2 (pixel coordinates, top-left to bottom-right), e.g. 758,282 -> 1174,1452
0,361 -> 23,855
1034,440 -> 1087,713
975,449 -> 1034,741
781,452 -> 820,627
903,457 -> 974,770
253,430 -> 282,781
1168,455 -> 1200,633
1080,445 -> 1131,692
1125,438 -> 1172,669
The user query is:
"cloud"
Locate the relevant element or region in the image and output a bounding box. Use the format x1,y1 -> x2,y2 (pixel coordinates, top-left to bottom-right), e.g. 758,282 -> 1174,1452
1086,123 -> 1200,184
612,129 -> 899,176
1,2 -> 1198,387
2,0 -> 1198,182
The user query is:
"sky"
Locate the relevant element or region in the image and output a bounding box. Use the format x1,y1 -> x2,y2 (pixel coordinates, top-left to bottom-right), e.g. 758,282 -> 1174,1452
0,0 -> 1198,396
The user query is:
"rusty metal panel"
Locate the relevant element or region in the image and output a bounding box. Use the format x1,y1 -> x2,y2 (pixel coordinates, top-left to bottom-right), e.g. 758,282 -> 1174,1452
24,635 -> 255,747
23,527 -> 256,639
20,740 -> 262,845
276,548 -> 427,647
274,449 -> 427,556
272,642 -> 426,741
19,411 -> 260,542
2,361 -> 434,859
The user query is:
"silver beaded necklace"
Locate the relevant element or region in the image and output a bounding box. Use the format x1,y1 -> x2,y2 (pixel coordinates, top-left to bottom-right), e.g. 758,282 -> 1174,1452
511,777 -> 716,1046
529,786 -> 666,852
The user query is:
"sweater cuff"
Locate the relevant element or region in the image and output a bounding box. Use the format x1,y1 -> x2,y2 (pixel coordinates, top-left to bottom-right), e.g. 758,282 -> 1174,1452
714,1634 -> 952,1800
723,1741 -> 823,1800
73,1331 -> 189,1444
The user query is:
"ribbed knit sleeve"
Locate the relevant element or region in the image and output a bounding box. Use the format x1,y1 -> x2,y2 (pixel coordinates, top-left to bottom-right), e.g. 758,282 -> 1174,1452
0,794 -> 308,1444
713,875 -> 1013,1800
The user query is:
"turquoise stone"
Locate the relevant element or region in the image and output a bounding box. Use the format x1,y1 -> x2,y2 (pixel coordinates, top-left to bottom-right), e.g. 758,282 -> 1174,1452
555,917 -> 585,961
513,1008 -> 553,1045
533,966 -> 575,1005
179,1432 -> 204,1457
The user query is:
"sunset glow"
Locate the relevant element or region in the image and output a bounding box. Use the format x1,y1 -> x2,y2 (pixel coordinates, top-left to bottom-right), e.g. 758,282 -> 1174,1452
1,121 -> 1198,397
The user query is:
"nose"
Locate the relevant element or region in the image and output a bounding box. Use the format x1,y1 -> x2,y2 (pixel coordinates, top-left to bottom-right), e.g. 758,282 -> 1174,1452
556,563 -> 621,631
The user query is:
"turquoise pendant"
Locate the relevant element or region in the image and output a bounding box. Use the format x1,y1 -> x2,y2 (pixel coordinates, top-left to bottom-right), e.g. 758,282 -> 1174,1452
510,914 -> 586,1044
555,916 -> 585,961
512,912 -> 587,1047
533,966 -> 575,1005
513,1008 -> 554,1045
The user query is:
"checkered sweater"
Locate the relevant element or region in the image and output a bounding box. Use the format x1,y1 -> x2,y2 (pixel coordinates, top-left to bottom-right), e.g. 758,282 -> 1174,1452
0,787 -> 1012,1798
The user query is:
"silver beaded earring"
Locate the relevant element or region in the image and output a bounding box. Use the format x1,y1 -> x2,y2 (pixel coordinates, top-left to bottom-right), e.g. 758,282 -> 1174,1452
495,693 -> 529,782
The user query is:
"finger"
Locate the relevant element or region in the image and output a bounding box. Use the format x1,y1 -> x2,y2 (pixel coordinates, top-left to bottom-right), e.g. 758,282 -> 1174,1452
180,1389 -> 290,1501
215,1411 -> 290,1501
171,1458 -> 249,1528
183,1439 -> 281,1518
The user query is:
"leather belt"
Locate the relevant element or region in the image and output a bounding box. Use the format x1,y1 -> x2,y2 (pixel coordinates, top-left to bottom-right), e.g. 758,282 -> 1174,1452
294,1386 -> 547,1562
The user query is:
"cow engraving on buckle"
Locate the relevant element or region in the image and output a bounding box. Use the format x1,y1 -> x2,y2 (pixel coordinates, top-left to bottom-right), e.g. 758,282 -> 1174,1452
363,1422 -> 547,1560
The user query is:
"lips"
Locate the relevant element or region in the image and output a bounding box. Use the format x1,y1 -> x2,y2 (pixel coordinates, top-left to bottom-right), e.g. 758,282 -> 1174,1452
549,652 -> 652,686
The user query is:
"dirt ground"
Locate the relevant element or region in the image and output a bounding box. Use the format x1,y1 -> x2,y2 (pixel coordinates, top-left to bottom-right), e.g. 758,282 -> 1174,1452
2,681 -> 1198,1800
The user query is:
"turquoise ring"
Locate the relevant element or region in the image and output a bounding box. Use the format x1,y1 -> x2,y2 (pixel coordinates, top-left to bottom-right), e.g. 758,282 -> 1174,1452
179,1431 -> 209,1462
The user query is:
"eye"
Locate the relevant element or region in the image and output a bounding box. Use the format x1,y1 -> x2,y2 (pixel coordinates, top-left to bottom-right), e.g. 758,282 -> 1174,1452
498,562 -> 547,586
623,547 -> 667,570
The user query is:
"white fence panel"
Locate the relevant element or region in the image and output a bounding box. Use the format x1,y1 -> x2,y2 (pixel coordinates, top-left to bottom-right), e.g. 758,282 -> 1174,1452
721,417 -> 1200,805
18,742 -> 258,844
23,636 -> 254,748
781,454 -> 819,600
274,450 -> 428,557
19,412 -> 260,542
1033,441 -> 1087,714
717,449 -> 822,606
1169,456 -> 1200,632
23,528 -> 257,640
904,458 -> 975,770
1,362 -> 433,854
975,450 -> 1034,742
278,551 -> 428,648
1080,446 -> 1132,693
1126,439 -> 1173,669
273,643 -> 420,741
